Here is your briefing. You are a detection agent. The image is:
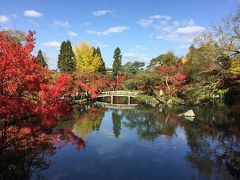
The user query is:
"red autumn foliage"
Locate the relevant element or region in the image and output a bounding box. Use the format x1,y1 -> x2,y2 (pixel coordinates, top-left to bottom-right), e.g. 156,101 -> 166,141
73,71 -> 106,98
111,74 -> 126,90
0,31 -> 85,151
73,70 -> 125,99
154,64 -> 187,95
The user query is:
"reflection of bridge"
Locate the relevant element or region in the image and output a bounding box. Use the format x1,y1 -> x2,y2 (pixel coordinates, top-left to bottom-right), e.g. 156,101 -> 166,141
97,91 -> 139,105
95,102 -> 138,110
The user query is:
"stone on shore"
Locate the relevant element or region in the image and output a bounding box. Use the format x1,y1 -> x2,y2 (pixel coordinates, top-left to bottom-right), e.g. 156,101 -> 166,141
178,109 -> 195,121
183,109 -> 195,117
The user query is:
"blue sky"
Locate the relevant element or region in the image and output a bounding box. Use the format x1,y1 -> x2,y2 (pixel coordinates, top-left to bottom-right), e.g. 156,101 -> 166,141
0,0 -> 239,69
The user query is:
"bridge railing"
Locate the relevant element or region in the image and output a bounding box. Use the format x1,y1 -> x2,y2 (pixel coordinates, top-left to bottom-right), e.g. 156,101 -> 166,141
99,91 -> 139,96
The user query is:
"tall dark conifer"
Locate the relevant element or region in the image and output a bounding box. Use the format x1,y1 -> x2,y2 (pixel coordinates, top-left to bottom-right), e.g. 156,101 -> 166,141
112,47 -> 122,78
95,47 -> 106,74
37,50 -> 47,67
57,40 -> 76,72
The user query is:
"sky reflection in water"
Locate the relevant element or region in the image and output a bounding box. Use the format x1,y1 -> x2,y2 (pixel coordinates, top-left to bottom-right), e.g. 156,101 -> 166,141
34,103 -> 240,180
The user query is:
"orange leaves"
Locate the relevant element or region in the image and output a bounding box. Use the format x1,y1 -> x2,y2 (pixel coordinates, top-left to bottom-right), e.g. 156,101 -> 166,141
19,127 -> 31,135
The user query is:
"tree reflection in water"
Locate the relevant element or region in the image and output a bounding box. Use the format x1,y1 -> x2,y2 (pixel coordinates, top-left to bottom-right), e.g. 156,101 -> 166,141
0,126 -> 85,180
5,102 -> 238,179
0,103 -> 86,180
121,104 -> 240,179
72,106 -> 105,138
183,104 -> 240,179
122,105 -> 182,140
112,110 -> 123,138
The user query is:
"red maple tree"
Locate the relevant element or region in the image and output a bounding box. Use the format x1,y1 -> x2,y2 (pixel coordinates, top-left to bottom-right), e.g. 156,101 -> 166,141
154,64 -> 187,95
0,31 -> 85,151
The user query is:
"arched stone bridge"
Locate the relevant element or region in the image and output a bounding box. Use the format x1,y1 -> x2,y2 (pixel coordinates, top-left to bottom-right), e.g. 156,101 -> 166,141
97,91 -> 139,105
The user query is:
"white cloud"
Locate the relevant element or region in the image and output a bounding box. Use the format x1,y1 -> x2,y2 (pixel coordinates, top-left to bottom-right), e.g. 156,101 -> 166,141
152,18 -> 206,43
138,15 -> 171,28
42,41 -> 61,47
123,45 -> 149,64
87,26 -> 129,36
123,52 -> 150,63
67,31 -> 78,37
156,33 -> 196,42
24,10 -> 43,18
53,20 -> 70,28
173,21 -> 180,27
92,10 -> 113,16
138,15 -> 206,43
44,54 -> 57,70
138,18 -> 153,27
0,15 -> 9,23
149,15 -> 161,19
123,52 -> 140,58
162,27 -> 172,33
150,15 -> 171,20
176,26 -> 206,35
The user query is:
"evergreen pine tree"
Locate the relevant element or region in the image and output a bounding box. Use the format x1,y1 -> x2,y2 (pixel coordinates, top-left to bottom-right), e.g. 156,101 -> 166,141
95,47 -> 106,73
58,41 -> 66,72
112,47 -> 122,78
58,40 -> 76,72
37,50 -> 47,67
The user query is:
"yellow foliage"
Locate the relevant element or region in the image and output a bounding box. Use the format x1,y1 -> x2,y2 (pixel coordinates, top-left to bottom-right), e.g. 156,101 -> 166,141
74,41 -> 102,72
229,58 -> 240,75
181,57 -> 188,64
72,117 -> 102,138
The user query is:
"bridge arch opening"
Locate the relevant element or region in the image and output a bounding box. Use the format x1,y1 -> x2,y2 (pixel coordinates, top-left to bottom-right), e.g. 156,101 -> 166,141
96,91 -> 139,105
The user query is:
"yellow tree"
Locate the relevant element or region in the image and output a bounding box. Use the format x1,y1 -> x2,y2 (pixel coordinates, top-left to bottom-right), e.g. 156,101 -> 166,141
228,57 -> 240,75
74,41 -> 102,72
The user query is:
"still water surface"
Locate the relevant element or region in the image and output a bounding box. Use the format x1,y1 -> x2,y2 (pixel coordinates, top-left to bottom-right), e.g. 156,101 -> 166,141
31,103 -> 240,179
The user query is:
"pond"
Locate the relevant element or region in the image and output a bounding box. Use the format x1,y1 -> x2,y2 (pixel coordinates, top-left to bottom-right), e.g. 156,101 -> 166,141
2,103 -> 240,180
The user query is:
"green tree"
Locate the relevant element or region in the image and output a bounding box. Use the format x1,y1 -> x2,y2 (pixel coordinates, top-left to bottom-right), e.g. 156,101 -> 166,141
182,43 -> 221,104
58,40 -> 76,73
189,8 -> 240,99
123,61 -> 145,74
165,51 -> 178,65
148,54 -> 166,68
37,50 -> 47,67
125,71 -> 159,95
112,47 -> 122,78
148,51 -> 178,68
94,47 -> 106,73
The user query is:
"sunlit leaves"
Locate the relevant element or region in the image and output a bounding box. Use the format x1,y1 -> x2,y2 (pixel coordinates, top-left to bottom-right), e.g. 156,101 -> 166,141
0,31 -> 85,151
74,42 -> 103,72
